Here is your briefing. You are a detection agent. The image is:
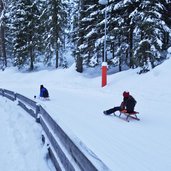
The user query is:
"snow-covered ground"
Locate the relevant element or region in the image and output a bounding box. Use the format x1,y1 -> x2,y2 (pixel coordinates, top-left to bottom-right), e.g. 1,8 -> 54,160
0,96 -> 54,171
0,57 -> 171,171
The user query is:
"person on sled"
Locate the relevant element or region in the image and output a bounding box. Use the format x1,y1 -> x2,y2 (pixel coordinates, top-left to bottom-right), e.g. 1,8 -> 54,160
103,91 -> 136,115
40,85 -> 49,99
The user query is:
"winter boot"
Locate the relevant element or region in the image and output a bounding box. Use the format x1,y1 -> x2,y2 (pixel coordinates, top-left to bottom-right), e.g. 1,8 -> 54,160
103,111 -> 108,115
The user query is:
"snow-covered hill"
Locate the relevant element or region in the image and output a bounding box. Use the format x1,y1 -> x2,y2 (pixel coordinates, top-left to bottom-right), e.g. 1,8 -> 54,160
0,57 -> 171,171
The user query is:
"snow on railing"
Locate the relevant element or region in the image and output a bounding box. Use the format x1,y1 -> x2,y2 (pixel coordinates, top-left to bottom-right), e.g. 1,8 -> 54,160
3,89 -> 16,101
0,88 -> 110,171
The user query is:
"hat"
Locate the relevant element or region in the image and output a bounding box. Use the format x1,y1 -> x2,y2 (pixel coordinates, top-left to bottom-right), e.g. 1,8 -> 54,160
123,91 -> 129,97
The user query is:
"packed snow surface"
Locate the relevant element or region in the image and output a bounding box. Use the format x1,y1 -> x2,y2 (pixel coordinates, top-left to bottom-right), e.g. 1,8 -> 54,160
0,58 -> 171,170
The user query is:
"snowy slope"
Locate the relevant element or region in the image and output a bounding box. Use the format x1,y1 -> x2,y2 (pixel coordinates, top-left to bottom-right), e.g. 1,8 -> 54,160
0,58 -> 171,171
0,96 -> 54,171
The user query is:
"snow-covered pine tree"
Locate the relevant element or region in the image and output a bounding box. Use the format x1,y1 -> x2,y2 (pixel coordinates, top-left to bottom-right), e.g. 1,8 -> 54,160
133,0 -> 170,73
73,0 -> 84,72
38,0 -> 69,68
1,0 -> 14,66
9,0 -> 40,70
107,0 -> 139,71
73,0 -> 107,72
69,0 -> 79,58
78,1 -> 100,67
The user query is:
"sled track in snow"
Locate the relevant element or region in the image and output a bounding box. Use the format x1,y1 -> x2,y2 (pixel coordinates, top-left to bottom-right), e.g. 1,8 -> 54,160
0,88 -> 110,171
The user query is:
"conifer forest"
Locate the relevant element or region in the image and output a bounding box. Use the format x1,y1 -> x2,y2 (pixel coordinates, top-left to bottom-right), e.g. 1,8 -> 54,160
0,0 -> 171,73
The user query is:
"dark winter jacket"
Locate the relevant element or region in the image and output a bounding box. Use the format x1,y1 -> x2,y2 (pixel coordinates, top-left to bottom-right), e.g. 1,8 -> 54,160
121,95 -> 136,112
40,87 -> 49,98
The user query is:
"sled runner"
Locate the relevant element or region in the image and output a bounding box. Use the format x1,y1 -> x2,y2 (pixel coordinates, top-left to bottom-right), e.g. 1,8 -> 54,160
34,96 -> 50,101
114,110 -> 140,122
40,97 -> 50,101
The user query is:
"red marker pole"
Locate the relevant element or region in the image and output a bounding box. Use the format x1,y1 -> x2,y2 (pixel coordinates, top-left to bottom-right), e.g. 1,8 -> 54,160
102,62 -> 107,87
101,2 -> 108,87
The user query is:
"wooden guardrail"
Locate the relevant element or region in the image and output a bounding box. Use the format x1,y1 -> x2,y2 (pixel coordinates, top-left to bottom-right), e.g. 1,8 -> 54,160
3,89 -> 16,101
0,88 -> 110,171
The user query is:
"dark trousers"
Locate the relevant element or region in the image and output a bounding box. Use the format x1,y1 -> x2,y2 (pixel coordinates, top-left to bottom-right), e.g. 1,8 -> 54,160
105,106 -> 121,115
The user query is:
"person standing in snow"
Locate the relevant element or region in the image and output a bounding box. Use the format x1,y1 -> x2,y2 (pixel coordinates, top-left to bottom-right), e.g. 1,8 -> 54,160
103,91 -> 137,115
40,85 -> 49,98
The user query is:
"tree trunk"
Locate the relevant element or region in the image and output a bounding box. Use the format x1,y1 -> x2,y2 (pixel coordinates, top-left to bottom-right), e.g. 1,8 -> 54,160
30,47 -> 34,70
129,26 -> 134,68
163,31 -> 169,50
118,36 -> 121,72
52,0 -> 59,68
0,26 -> 7,67
0,0 -> 7,67
76,54 -> 83,73
111,42 -> 114,60
75,0 -> 84,72
55,43 -> 58,68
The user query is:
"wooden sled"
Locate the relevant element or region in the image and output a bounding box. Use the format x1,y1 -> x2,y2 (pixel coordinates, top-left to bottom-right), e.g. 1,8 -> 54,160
114,110 -> 140,122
